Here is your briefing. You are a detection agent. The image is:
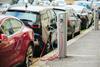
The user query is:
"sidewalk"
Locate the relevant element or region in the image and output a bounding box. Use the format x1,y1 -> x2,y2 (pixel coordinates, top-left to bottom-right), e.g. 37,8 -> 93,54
45,27 -> 100,67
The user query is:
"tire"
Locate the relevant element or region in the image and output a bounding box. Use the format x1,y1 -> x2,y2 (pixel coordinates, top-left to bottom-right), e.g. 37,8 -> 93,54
77,31 -> 80,35
88,18 -> 94,28
21,45 -> 34,67
46,38 -> 53,53
46,41 -> 51,53
37,37 -> 45,57
52,40 -> 57,49
67,33 -> 74,40
34,37 -> 46,57
74,31 -> 80,36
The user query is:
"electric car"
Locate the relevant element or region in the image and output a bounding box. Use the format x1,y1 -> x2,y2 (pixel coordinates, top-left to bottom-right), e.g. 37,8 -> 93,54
53,6 -> 81,39
0,15 -> 34,67
5,5 -> 57,56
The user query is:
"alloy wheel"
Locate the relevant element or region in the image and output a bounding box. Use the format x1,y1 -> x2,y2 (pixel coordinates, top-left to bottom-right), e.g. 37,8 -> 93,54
26,45 -> 33,67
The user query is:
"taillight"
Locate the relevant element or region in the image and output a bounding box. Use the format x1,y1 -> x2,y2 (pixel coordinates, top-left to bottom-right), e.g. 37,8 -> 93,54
67,19 -> 75,26
28,30 -> 34,40
31,25 -> 40,28
32,31 -> 34,41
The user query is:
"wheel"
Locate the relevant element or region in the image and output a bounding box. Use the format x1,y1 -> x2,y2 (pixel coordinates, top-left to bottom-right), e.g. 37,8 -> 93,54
46,38 -> 53,53
88,18 -> 94,28
67,33 -> 74,40
36,37 -> 44,57
33,37 -> 46,57
46,40 -> 51,53
52,40 -> 57,49
74,31 -> 80,36
21,45 -> 34,67
77,31 -> 80,35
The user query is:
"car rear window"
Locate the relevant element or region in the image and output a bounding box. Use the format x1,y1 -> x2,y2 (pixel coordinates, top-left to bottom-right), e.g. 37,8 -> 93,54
5,10 -> 39,25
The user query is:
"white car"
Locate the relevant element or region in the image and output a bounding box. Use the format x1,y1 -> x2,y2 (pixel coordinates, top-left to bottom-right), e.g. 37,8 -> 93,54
67,5 -> 93,29
5,5 -> 57,56
0,2 -> 10,14
74,1 -> 91,10
53,6 -> 81,39
51,0 -> 67,6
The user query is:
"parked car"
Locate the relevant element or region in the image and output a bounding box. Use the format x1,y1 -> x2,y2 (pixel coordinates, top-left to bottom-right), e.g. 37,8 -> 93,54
94,1 -> 100,19
94,1 -> 100,9
5,5 -> 57,56
74,1 -> 91,10
36,0 -> 51,6
53,6 -> 81,39
0,2 -> 10,14
51,0 -> 67,6
67,5 -> 93,29
0,15 -> 34,67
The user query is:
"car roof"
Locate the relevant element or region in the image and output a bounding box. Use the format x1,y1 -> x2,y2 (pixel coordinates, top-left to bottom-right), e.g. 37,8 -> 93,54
8,5 -> 51,12
66,5 -> 85,11
74,1 -> 91,3
0,15 -> 10,20
49,5 -> 73,11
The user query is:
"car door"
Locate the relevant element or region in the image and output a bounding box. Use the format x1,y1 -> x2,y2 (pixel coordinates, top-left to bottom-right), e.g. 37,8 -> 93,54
9,18 -> 24,52
47,9 -> 57,43
0,18 -> 17,65
69,9 -> 80,33
1,18 -> 24,64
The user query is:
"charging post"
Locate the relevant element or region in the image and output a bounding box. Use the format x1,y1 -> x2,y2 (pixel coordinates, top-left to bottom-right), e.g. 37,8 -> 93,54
94,6 -> 99,30
57,12 -> 67,58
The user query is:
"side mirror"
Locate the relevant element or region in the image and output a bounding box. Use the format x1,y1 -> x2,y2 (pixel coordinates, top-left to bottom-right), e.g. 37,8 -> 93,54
32,24 -> 41,28
0,34 -> 8,41
0,34 -> 8,44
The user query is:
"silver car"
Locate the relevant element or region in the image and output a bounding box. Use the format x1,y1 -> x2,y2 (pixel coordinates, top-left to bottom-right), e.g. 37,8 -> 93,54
53,6 -> 81,39
67,5 -> 93,30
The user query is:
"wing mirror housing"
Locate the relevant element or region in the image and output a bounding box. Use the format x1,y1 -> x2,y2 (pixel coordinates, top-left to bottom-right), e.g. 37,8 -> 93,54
0,34 -> 8,43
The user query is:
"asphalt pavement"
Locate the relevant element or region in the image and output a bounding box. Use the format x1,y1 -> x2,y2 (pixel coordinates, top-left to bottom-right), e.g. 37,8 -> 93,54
46,27 -> 100,67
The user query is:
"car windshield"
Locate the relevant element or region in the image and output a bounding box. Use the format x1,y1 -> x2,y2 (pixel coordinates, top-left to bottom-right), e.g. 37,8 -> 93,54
54,9 -> 65,19
54,9 -> 65,16
5,10 -> 37,24
77,2 -> 91,9
96,3 -> 100,6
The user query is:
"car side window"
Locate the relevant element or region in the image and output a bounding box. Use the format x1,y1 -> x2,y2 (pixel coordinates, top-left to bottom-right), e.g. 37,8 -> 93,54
47,10 -> 57,29
69,11 -> 74,17
49,10 -> 56,19
1,19 -> 14,36
10,18 -> 22,32
47,10 -> 57,23
41,12 -> 50,27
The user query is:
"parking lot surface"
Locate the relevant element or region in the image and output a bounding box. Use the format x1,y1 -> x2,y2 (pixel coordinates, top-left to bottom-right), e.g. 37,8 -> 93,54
46,27 -> 100,67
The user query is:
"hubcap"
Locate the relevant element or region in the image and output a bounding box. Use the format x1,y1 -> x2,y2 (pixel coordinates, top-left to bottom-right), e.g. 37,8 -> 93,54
47,41 -> 51,53
26,46 -> 33,67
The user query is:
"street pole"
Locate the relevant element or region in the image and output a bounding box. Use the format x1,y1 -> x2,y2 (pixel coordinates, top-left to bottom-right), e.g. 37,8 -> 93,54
94,7 -> 99,30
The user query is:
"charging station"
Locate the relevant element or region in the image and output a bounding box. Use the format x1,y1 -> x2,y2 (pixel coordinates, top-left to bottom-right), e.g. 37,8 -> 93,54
57,12 -> 67,58
94,7 -> 99,30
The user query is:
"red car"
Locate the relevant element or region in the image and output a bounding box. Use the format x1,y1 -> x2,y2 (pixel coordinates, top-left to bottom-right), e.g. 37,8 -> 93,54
0,15 -> 34,67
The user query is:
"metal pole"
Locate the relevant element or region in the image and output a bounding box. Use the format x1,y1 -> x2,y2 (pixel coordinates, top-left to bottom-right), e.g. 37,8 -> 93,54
94,7 -> 99,30
57,12 -> 67,58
